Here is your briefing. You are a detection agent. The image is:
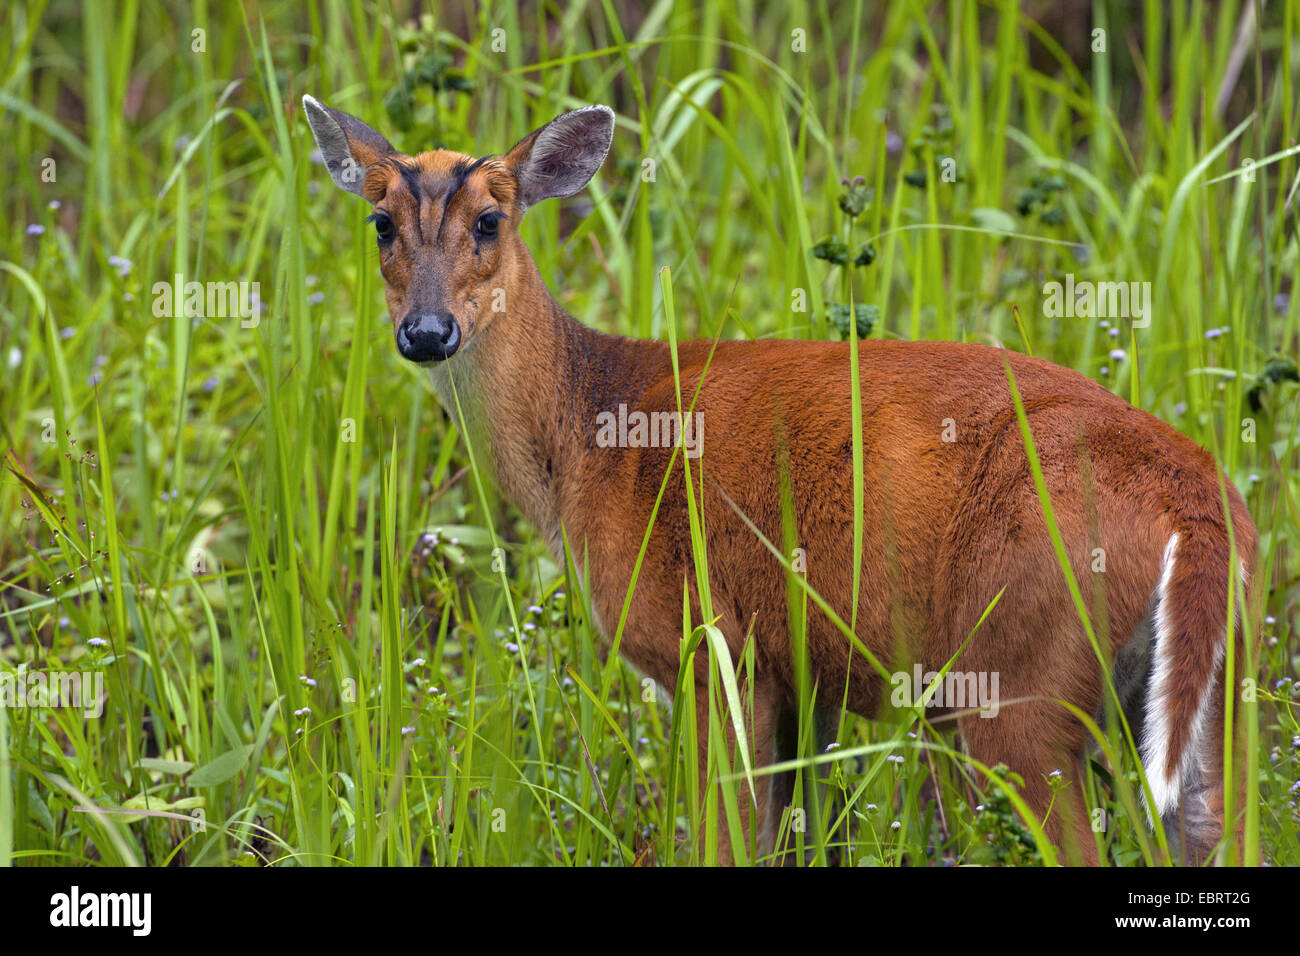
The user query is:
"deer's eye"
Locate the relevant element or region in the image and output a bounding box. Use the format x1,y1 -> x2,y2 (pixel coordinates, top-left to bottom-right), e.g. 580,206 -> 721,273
367,212 -> 395,244
474,211 -> 502,240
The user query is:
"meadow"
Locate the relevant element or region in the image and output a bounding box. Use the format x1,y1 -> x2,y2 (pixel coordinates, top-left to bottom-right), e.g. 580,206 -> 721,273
1,0 -> 1297,867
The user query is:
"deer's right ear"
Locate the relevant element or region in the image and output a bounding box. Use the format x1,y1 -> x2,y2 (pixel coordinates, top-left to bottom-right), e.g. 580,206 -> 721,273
302,95 -> 395,199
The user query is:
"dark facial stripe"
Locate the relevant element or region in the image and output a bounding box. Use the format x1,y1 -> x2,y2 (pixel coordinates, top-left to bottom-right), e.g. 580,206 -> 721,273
438,155 -> 495,241
396,160 -> 425,240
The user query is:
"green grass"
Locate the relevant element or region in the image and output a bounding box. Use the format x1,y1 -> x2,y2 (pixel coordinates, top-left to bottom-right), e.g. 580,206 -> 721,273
1,0 -> 1297,866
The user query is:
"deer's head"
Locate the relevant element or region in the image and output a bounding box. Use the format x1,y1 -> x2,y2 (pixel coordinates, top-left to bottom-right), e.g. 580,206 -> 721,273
304,95 -> 614,363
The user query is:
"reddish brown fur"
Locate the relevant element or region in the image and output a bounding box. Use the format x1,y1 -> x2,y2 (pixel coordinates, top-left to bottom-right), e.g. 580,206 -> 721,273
307,102 -> 1259,866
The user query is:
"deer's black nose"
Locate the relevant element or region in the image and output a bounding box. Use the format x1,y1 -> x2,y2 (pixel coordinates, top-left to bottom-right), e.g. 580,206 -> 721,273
396,312 -> 460,362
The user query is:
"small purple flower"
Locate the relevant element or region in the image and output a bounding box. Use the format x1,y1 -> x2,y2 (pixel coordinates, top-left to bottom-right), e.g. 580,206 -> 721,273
1265,615 -> 1276,626
1108,327 -> 1119,338
1205,327 -> 1224,340
26,223 -> 45,236
504,642 -> 519,653
410,657 -> 425,667
824,741 -> 841,752
294,706 -> 311,717
890,820 -> 901,830
528,604 -> 544,615
1274,292 -> 1290,314
202,375 -> 220,393
87,637 -> 108,647
306,291 -> 325,306
1099,366 -> 1110,377
298,675 -> 317,687
49,200 -> 61,211
401,725 -> 415,736
107,255 -> 132,277
60,326 -> 75,339
523,621 -> 536,632
1109,349 -> 1126,362
87,371 -> 103,387
1049,769 -> 1062,778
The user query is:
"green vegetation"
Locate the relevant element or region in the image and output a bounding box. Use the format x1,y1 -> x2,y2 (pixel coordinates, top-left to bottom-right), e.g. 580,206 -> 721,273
1,0 -> 1297,866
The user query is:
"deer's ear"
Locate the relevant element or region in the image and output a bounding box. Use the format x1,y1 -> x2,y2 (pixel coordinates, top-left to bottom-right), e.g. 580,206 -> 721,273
302,95 -> 395,199
504,105 -> 614,214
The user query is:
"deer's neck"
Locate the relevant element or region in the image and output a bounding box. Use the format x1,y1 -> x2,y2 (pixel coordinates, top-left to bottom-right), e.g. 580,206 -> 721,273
427,278 -> 667,556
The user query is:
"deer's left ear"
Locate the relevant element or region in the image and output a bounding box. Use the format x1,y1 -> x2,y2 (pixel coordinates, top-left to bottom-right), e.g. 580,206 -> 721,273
302,95 -> 395,199
505,105 -> 615,214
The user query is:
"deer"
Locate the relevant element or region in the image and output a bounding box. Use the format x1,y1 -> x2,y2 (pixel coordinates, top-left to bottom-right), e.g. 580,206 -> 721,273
303,95 -> 1258,866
